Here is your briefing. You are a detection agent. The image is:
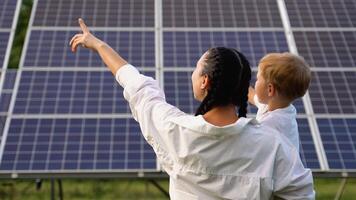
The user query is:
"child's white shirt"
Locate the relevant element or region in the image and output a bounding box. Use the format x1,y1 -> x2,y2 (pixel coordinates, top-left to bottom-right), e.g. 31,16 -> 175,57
254,95 -> 300,152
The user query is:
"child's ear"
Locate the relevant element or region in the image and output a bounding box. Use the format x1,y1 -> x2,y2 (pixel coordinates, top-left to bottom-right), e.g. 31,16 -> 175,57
267,83 -> 275,97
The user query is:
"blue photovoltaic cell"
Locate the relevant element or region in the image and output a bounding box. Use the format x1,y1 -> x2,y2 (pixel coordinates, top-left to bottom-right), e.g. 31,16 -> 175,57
298,118 -> 320,169
294,31 -> 356,68
33,0 -> 154,27
0,118 -> 156,171
164,71 -> 199,114
309,71 -> 356,114
0,32 -> 10,68
286,0 -> 356,27
0,93 -> 11,113
24,30 -> 155,68
0,0 -> 17,28
3,69 -> 16,90
13,70 -> 155,114
163,0 -> 282,27
163,32 -> 289,68
317,118 -> 356,169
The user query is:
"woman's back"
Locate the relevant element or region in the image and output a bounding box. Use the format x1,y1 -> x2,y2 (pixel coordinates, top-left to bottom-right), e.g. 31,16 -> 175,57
161,114 -> 313,200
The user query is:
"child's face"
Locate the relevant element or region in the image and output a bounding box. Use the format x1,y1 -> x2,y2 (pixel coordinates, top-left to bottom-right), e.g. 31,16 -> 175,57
255,68 -> 269,104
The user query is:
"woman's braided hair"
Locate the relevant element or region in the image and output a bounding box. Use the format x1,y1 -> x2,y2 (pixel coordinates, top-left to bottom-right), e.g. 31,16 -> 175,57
195,47 -> 251,117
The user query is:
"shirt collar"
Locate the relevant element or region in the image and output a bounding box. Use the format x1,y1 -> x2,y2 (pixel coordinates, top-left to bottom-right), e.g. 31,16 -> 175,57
169,115 -> 257,136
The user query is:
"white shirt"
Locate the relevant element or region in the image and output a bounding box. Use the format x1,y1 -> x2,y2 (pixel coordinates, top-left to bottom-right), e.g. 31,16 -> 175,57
116,64 -> 315,200
254,95 -> 300,152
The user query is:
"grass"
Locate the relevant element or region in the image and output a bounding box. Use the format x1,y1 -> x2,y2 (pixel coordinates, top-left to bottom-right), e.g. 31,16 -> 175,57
0,178 -> 355,199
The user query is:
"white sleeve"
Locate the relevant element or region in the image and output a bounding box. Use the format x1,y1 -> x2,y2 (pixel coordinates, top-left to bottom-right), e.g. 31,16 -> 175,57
272,144 -> 315,199
116,64 -> 185,173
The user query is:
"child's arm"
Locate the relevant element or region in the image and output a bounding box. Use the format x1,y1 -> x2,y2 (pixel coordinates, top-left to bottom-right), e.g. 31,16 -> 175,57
248,86 -> 256,106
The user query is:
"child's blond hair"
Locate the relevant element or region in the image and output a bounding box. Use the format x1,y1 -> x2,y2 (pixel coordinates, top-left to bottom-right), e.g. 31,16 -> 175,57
259,53 -> 311,101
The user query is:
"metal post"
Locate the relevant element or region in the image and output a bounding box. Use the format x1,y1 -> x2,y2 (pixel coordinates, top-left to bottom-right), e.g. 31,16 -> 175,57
149,179 -> 169,198
334,178 -> 347,200
58,179 -> 63,200
50,179 -> 55,200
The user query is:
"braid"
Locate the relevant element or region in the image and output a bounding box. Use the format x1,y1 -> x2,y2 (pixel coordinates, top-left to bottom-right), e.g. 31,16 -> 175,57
232,49 -> 251,118
195,47 -> 251,118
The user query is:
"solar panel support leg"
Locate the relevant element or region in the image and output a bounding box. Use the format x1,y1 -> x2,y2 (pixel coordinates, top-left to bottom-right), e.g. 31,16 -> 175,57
149,179 -> 169,198
50,179 -> 55,200
334,178 -> 347,200
58,179 -> 63,200
50,179 -> 63,200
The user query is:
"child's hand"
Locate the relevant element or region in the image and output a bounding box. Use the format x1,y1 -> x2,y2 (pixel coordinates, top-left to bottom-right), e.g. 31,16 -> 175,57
69,18 -> 104,52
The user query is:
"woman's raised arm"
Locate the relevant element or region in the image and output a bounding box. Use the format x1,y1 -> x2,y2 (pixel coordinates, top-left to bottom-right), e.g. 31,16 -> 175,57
69,18 -> 127,75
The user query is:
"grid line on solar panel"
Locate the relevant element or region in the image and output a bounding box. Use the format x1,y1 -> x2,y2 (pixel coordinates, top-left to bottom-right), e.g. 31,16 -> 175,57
309,71 -> 356,114
23,30 -> 155,68
294,31 -> 356,68
162,0 -> 282,27
317,118 -> 356,169
286,0 -> 356,28
33,0 -> 155,27
0,118 -> 156,171
163,31 -> 289,68
13,70 -> 153,115
0,0 -> 18,28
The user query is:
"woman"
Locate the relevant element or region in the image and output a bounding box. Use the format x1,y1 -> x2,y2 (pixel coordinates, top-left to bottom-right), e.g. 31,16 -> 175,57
70,19 -> 314,200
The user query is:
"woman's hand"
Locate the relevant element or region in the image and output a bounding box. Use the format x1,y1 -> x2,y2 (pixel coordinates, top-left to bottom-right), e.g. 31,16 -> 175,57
69,18 -> 104,52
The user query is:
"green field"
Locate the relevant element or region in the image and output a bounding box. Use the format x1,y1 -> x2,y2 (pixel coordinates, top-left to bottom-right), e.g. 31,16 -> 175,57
0,178 -> 355,199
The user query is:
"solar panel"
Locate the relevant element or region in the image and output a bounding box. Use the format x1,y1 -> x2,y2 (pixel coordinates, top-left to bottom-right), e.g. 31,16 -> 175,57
317,118 -> 356,169
13,70 -> 155,114
0,118 -> 156,171
0,0 -> 17,28
163,31 -> 289,68
163,0 -> 282,27
3,0 -> 356,177
309,71 -> 356,114
294,31 -> 356,68
286,0 -> 356,28
24,30 -> 155,68
33,0 -> 155,27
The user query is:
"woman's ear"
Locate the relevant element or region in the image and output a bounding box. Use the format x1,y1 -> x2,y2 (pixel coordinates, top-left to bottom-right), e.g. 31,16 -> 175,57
200,74 -> 210,89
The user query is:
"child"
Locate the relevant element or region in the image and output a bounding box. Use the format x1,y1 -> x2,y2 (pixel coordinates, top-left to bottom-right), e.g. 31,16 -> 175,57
249,53 -> 311,151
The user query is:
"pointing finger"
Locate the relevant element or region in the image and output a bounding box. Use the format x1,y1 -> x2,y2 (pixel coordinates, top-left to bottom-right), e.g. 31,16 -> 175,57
78,18 -> 89,33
